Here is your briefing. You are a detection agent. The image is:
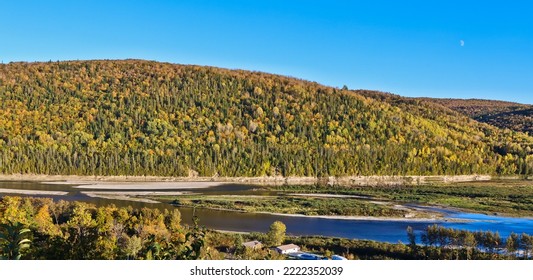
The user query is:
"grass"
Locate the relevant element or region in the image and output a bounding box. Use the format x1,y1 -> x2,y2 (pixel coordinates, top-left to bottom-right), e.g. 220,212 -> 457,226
149,179 -> 533,217
154,194 -> 409,217
268,180 -> 533,216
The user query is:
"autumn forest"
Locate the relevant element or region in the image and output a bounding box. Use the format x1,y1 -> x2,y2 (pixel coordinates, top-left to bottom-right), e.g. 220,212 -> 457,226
0,60 -> 532,177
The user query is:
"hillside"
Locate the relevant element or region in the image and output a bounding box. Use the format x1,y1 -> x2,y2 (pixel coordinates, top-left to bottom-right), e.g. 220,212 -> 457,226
419,98 -> 533,135
0,60 -> 532,177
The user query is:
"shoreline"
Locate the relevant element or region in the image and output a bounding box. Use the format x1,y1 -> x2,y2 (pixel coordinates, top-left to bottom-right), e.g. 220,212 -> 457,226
2,173 -> 531,220
70,181 -> 226,190
259,211 -> 455,222
0,188 -> 68,196
81,192 -> 161,204
0,173 -> 504,186
169,204 -> 452,222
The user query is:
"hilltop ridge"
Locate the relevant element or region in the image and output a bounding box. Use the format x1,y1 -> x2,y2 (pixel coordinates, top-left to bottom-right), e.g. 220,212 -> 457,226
418,98 -> 533,135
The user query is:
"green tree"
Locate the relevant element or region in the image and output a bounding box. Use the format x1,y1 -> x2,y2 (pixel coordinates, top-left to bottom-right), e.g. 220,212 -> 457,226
463,231 -> 477,260
520,233 -> 533,259
181,214 -> 206,260
0,221 -> 32,260
506,233 -> 519,258
406,226 -> 417,252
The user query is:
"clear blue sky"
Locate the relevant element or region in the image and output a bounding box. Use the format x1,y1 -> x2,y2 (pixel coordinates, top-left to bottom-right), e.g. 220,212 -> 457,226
1,0 -> 532,104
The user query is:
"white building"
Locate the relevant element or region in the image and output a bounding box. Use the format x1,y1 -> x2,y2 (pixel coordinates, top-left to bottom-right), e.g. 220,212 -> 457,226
275,244 -> 300,254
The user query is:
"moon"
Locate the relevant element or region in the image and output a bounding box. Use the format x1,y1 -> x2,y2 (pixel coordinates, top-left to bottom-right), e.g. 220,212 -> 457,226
460,40 -> 465,47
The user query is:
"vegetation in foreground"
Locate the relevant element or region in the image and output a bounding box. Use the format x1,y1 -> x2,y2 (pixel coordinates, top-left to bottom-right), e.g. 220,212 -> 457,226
1,196 -> 531,260
0,196 -> 285,260
287,225 -> 533,260
1,60 -> 532,178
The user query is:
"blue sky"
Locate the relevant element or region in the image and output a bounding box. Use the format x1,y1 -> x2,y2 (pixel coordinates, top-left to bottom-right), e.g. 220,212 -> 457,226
1,0 -> 532,103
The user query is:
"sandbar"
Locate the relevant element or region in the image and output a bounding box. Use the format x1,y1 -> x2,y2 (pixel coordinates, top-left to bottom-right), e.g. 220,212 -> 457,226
0,188 -> 68,196
71,181 -> 226,190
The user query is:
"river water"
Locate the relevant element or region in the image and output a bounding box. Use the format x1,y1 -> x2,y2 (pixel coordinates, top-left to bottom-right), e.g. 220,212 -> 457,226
1,181 -> 532,243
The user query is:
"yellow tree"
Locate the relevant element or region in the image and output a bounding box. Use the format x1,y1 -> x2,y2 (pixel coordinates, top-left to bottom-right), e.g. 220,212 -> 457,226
266,221 -> 286,246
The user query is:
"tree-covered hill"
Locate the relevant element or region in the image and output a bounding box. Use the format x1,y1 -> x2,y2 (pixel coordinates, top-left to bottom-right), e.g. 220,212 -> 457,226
0,60 -> 532,177
419,98 -> 533,135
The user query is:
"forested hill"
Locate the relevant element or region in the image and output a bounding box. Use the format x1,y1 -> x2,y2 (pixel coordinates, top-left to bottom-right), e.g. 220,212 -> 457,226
0,60 -> 532,177
418,98 -> 533,135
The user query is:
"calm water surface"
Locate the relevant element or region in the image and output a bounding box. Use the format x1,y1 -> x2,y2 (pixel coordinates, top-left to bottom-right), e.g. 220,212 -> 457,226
1,181 -> 532,243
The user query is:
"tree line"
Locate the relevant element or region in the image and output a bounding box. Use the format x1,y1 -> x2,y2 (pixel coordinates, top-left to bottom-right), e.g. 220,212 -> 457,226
0,60 -> 532,177
408,225 -> 533,259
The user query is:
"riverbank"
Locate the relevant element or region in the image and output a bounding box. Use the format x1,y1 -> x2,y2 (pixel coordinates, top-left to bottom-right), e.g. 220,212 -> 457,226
0,173 -> 501,186
0,188 -> 68,196
1,180 -> 532,246
80,190 -> 193,204
270,182 -> 533,217
161,204 -> 449,222
259,212 -> 451,222
163,193 -> 443,219
69,181 -> 225,190
2,174 -> 532,218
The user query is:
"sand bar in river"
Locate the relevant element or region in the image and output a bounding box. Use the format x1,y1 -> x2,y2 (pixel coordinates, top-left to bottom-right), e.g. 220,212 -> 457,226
0,188 -> 68,196
67,181 -> 226,190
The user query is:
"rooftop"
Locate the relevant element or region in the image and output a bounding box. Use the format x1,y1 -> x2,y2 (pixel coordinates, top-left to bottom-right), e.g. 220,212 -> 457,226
243,240 -> 262,247
276,244 -> 300,251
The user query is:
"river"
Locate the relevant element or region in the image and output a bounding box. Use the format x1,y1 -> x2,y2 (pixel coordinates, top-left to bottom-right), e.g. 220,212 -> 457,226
1,181 -> 532,243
